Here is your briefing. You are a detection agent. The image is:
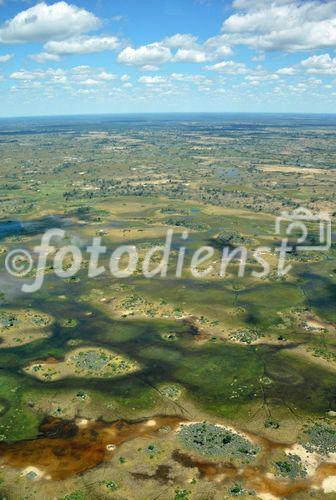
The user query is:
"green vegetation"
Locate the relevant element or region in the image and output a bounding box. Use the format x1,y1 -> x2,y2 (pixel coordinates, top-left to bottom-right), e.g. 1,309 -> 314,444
179,422 -> 259,462
228,483 -> 245,496
61,319 -> 78,328
264,418 -> 280,429
174,490 -> 190,500
0,311 -> 18,328
230,328 -> 263,344
303,424 -> 336,456
274,454 -> 307,480
63,492 -> 85,500
100,480 -> 119,491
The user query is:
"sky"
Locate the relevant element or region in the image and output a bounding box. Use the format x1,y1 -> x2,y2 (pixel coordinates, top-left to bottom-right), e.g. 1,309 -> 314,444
0,0 -> 336,116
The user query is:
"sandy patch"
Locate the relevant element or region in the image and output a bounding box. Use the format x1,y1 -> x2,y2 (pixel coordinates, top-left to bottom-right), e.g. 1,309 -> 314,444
322,475 -> 336,493
259,165 -> 327,174
21,466 -> 48,481
106,444 -> 116,451
257,494 -> 280,500
145,419 -> 157,427
76,418 -> 89,428
285,444 -> 319,477
306,320 -> 325,330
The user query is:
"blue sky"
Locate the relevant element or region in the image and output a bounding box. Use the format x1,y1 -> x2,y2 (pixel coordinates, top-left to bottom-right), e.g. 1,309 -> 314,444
0,0 -> 336,116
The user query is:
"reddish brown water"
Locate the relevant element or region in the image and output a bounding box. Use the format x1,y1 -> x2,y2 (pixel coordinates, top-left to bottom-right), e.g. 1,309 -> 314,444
0,416 -> 335,497
0,416 -> 183,480
172,449 -> 311,497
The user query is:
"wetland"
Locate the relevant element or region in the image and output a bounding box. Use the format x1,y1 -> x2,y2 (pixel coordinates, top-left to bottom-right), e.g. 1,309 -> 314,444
0,114 -> 335,499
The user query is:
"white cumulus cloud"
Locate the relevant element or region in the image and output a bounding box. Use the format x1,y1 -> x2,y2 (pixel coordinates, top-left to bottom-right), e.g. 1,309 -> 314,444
0,1 -> 100,43
301,53 -> 336,74
10,70 -> 46,80
221,0 -> 336,51
276,67 -> 297,75
44,36 -> 120,56
138,75 -> 168,84
97,71 -> 117,81
163,33 -> 198,48
204,60 -> 247,74
30,52 -> 61,63
173,48 -> 209,63
117,43 -> 172,66
0,53 -> 12,63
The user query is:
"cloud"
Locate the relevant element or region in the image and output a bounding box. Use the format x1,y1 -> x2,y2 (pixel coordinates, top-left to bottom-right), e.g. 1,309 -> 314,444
276,67 -> 297,75
221,0 -> 336,51
203,35 -> 233,57
7,66 -> 134,102
164,33 -> 232,63
117,31 -> 234,68
287,82 -> 308,93
117,34 -> 232,67
137,73 -> 212,89
44,36 -> 120,56
30,52 -> 61,64
69,67 -> 117,84
71,65 -> 91,74
204,60 -> 247,74
163,33 -> 198,48
80,78 -> 99,86
97,71 -> 117,81
301,53 -> 336,74
170,72 -> 209,83
251,53 -> 265,62
0,1 -> 100,43
117,43 -> 172,66
244,72 -> 279,86
173,48 -> 210,63
0,53 -> 12,63
77,88 -> 96,94
138,75 -> 168,85
140,64 -> 160,71
111,15 -> 124,22
10,70 -> 45,80
307,76 -> 322,85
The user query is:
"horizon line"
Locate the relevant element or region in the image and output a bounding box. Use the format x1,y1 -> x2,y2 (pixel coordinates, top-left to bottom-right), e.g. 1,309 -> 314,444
2,111 -> 336,120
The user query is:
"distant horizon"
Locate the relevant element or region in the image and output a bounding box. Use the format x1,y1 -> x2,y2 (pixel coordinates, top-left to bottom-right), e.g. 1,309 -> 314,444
2,111 -> 336,121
